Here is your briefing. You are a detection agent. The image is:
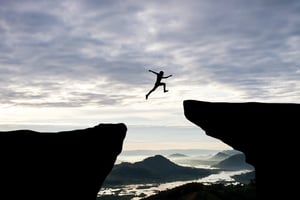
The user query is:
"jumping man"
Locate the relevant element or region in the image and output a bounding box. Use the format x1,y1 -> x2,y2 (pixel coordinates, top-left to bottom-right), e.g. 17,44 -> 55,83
146,70 -> 172,100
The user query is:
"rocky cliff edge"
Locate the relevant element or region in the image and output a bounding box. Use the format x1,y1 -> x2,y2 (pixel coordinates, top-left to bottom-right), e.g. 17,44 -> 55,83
0,123 -> 126,200
184,100 -> 299,198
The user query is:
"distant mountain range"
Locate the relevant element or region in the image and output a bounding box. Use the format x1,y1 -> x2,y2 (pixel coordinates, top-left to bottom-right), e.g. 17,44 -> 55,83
168,150 -> 253,170
104,150 -> 255,187
101,151 -> 256,199
104,155 -> 213,185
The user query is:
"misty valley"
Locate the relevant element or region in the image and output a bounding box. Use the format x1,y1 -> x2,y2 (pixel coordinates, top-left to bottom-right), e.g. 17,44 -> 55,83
98,149 -> 255,200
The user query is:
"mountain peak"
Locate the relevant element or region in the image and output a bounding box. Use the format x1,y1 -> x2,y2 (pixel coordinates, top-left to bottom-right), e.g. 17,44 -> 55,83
137,155 -> 179,170
105,154 -> 212,185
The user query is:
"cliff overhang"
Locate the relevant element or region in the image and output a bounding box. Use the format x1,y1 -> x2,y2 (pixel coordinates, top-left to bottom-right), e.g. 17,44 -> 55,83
184,100 -> 299,198
0,123 -> 127,200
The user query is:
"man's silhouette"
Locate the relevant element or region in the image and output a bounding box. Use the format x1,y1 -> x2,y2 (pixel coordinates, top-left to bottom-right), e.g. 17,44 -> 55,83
146,70 -> 172,100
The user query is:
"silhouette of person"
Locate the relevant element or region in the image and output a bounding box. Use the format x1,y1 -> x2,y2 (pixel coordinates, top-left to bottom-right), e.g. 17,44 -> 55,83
146,70 -> 172,100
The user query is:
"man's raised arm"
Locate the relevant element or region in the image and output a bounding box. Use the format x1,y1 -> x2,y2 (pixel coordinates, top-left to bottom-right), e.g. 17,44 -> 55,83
148,70 -> 158,75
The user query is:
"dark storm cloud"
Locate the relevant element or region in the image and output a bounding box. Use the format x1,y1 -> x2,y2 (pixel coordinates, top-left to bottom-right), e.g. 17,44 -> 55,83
0,0 -> 300,107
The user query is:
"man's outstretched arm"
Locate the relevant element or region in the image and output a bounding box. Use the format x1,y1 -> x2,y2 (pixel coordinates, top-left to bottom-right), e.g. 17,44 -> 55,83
148,70 -> 158,75
163,74 -> 172,79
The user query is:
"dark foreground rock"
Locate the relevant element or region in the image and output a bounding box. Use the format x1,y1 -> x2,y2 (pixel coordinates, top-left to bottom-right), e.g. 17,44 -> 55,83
0,123 -> 126,200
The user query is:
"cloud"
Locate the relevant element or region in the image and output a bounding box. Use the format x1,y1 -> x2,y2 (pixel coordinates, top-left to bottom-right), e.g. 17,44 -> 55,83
1,0 -> 300,109
156,0 -> 300,101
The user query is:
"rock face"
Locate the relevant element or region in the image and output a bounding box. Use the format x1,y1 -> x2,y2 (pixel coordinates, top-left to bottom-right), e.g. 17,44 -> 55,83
184,100 -> 299,198
0,123 -> 126,200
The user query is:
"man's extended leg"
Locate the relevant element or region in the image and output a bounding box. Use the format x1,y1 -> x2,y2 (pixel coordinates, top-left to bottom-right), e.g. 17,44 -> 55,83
146,85 -> 158,100
161,83 -> 168,92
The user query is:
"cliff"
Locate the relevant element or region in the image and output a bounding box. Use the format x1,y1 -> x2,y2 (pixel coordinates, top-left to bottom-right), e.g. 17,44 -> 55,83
184,100 -> 299,198
0,123 -> 126,200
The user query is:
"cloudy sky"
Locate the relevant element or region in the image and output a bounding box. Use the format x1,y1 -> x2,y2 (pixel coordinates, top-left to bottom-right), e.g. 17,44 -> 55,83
1,0 -> 300,151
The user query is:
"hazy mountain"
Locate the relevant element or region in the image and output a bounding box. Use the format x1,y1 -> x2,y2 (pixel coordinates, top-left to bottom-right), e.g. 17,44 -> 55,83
221,149 -> 242,156
208,152 -> 230,161
169,150 -> 238,167
209,150 -> 242,160
169,157 -> 218,167
168,153 -> 188,158
104,155 -> 213,185
213,153 -> 254,170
